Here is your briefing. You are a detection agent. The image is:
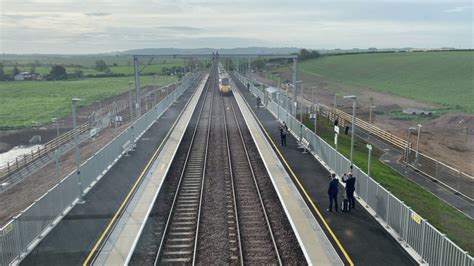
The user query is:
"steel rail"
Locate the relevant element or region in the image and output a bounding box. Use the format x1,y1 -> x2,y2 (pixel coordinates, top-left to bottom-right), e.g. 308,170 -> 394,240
222,90 -> 244,265
153,67 -> 213,265
228,97 -> 283,265
191,66 -> 215,265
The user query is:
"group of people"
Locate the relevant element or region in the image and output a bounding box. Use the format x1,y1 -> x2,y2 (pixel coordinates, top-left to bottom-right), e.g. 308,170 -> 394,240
277,120 -> 356,213
327,172 -> 356,212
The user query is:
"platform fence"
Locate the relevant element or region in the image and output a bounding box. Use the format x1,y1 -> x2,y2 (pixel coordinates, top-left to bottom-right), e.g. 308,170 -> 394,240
0,73 -> 201,266
234,73 -> 473,266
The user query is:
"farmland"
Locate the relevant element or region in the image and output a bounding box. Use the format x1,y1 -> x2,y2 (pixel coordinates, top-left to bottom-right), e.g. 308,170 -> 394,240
0,54 -> 190,129
0,75 -> 176,129
297,51 -> 474,112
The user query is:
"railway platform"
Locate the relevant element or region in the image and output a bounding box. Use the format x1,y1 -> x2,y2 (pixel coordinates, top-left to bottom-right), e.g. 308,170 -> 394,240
20,75 -> 206,266
93,75 -> 208,265
233,77 -> 417,265
232,88 -> 343,265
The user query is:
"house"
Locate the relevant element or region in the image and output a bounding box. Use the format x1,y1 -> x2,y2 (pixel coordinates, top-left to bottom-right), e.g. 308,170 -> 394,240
14,72 -> 42,81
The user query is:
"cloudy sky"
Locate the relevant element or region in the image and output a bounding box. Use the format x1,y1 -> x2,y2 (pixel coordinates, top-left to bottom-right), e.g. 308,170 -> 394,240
0,0 -> 472,54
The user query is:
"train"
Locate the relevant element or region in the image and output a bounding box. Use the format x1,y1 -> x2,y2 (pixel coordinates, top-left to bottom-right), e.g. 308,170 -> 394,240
218,64 -> 232,94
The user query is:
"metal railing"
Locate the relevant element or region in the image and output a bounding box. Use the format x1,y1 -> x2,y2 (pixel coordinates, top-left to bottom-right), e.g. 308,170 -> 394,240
0,73 -> 201,266
235,73 -> 473,266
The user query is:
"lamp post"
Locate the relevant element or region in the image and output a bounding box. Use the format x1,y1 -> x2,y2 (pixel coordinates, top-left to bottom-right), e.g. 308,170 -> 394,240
128,81 -> 135,147
72,97 -> 85,203
366,143 -> 373,206
285,82 -> 289,123
276,74 -> 281,121
415,124 -> 422,164
406,127 -> 417,162
295,81 -> 304,142
128,82 -> 134,122
368,105 -> 376,139
344,95 -> 357,168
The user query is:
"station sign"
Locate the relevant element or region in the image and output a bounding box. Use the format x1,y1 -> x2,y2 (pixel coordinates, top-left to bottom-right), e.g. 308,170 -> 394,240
334,126 -> 340,134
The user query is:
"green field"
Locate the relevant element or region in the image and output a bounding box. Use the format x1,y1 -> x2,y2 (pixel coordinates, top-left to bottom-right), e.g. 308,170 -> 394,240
3,61 -> 183,76
0,54 -> 176,68
0,75 -> 177,129
297,51 -> 474,112
302,115 -> 474,254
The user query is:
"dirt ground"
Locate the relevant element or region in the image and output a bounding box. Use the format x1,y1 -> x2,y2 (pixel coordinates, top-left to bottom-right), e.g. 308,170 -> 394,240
273,71 -> 474,175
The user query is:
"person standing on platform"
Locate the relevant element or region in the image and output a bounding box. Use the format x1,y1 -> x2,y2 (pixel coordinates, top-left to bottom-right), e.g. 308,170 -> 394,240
279,122 -> 288,146
343,173 -> 356,209
247,82 -> 250,91
327,173 -> 339,212
257,96 -> 261,109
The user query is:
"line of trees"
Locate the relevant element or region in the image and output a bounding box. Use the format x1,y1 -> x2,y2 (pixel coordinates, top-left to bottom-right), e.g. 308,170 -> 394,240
296,49 -> 321,61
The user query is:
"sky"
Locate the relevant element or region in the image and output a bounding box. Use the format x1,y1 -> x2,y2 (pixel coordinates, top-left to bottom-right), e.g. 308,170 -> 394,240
0,0 -> 472,54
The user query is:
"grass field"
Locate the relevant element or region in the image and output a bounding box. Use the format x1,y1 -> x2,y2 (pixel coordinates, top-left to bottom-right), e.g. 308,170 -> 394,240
297,51 -> 474,112
0,75 -> 177,129
3,61 -> 183,76
0,54 -> 181,68
303,114 -> 474,254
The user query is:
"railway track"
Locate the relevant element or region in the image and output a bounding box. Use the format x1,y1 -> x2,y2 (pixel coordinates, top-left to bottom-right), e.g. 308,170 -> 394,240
132,61 -> 305,265
223,94 -> 282,264
154,70 -> 214,264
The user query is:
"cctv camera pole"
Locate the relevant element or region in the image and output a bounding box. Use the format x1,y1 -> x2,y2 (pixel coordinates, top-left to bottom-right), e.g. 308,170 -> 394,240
292,58 -> 298,116
133,56 -> 141,118
72,98 -> 84,203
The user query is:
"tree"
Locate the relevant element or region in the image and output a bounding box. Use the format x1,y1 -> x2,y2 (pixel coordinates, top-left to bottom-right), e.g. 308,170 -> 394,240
12,65 -> 20,76
251,59 -> 265,70
0,63 -> 5,81
298,49 -> 321,61
73,69 -> 84,78
30,65 -> 36,74
49,65 -> 67,80
298,49 -> 312,60
95,60 -> 109,72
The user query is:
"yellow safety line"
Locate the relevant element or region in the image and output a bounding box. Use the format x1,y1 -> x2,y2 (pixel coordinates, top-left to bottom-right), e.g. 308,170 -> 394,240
83,82 -> 201,266
240,90 -> 355,266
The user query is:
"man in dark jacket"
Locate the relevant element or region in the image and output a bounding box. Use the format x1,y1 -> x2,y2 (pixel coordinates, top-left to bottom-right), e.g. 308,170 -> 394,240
327,173 -> 338,212
343,173 -> 356,209
257,96 -> 261,108
279,122 -> 288,146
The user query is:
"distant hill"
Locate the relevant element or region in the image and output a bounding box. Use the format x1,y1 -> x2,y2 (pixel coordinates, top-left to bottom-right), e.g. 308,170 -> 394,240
120,47 -> 300,55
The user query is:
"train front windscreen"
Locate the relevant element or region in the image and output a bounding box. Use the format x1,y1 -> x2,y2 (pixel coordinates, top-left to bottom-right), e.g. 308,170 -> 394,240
222,78 -> 230,86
